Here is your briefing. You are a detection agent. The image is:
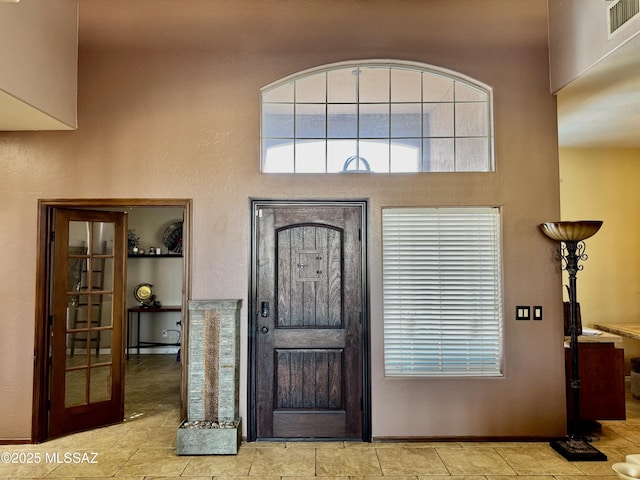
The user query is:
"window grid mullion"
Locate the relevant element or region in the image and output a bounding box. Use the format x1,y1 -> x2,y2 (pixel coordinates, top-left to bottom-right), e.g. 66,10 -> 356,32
387,68 -> 391,173
261,62 -> 492,173
293,80 -> 298,173
356,68 -> 361,165
452,81 -> 457,171
421,71 -> 425,171
324,71 -> 328,173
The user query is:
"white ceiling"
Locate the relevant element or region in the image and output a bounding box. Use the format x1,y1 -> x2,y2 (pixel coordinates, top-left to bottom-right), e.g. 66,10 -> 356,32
556,33 -> 640,148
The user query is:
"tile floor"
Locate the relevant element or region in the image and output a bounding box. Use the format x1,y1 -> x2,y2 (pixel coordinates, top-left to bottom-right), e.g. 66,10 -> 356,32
2,354 -> 640,478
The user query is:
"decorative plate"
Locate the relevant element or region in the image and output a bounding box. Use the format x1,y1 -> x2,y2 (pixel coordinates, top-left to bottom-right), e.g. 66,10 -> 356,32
163,221 -> 183,253
134,283 -> 153,305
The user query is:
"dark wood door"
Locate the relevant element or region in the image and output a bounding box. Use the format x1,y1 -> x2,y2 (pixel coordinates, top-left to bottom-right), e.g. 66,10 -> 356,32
255,205 -> 363,439
49,209 -> 127,437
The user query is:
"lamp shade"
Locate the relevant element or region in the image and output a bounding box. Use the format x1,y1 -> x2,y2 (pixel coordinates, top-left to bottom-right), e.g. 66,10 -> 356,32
539,221 -> 603,242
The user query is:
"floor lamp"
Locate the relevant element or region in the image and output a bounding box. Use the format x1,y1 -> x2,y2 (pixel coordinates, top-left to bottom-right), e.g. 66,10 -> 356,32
539,220 -> 607,461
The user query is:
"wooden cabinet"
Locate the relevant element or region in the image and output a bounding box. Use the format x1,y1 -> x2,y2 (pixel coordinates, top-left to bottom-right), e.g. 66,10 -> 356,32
565,342 -> 626,421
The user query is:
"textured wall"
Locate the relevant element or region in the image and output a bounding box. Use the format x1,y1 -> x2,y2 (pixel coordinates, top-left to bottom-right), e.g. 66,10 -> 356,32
549,0 -> 640,93
0,0 -> 77,129
560,147 -> 640,373
0,0 -> 565,441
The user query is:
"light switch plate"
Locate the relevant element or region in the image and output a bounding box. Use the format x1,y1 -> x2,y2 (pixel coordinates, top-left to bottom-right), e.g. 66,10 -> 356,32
533,306 -> 543,320
516,306 -> 530,320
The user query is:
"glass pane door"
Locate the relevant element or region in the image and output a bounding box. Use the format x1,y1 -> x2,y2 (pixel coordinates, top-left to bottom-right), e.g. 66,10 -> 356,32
50,208 -> 126,438
64,220 -> 115,407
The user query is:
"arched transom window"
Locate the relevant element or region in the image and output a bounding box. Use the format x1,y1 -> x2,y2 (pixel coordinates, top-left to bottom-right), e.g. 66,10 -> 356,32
261,60 -> 494,173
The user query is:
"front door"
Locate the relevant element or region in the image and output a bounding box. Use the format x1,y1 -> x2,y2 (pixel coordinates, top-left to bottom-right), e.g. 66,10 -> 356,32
253,203 -> 365,439
49,208 -> 127,437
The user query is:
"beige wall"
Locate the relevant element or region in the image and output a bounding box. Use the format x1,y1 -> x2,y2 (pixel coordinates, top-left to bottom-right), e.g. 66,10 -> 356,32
126,207 -> 184,353
0,0 -> 78,129
549,0 -> 640,92
0,0 -> 566,441
560,148 -> 640,371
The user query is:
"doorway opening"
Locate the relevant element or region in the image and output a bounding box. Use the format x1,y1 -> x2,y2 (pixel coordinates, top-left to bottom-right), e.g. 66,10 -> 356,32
248,199 -> 371,442
32,199 -> 191,442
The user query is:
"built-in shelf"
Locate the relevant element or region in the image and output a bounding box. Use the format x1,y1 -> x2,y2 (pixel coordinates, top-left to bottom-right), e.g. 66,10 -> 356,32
128,254 -> 183,258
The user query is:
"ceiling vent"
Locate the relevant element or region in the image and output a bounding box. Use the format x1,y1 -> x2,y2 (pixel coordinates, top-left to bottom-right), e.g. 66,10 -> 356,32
608,0 -> 640,35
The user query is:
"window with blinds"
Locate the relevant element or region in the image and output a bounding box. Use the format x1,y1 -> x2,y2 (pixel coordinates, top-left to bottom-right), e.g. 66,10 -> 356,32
382,207 -> 504,377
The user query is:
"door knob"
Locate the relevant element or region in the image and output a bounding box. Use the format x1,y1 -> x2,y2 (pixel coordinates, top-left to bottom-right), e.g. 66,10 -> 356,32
261,326 -> 269,334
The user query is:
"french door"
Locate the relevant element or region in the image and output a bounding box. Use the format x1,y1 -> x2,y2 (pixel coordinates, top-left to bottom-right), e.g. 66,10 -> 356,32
49,208 -> 127,438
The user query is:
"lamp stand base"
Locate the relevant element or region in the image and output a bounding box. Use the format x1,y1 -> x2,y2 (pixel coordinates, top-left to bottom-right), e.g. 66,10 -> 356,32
550,437 -> 607,461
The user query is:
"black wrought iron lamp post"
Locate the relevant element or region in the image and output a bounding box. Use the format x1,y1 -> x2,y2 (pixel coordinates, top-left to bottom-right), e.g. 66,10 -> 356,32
539,220 -> 606,461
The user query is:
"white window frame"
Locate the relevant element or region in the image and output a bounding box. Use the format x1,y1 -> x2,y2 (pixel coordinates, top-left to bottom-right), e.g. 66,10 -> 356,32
260,59 -> 494,174
382,207 -> 504,377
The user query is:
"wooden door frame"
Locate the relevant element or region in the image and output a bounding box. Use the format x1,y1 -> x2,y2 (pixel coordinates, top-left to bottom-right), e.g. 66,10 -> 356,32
248,199 -> 371,442
32,198 -> 192,443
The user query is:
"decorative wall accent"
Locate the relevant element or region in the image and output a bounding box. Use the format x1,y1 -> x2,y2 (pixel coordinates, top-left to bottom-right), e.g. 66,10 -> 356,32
177,299 -> 242,455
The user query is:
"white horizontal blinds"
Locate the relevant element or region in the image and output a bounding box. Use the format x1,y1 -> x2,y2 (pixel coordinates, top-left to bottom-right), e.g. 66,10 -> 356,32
382,207 -> 503,377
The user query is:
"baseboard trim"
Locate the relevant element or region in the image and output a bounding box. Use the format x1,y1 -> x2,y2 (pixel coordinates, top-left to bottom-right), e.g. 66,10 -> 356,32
0,438 -> 32,445
372,435 -> 557,443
